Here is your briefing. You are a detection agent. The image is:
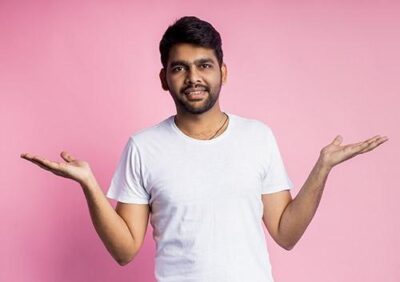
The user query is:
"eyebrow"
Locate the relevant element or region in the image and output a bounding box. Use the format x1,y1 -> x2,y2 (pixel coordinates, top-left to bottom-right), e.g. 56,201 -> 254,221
169,58 -> 215,68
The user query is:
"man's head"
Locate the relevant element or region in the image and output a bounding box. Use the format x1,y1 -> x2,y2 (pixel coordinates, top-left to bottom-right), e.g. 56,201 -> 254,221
159,16 -> 224,69
159,16 -> 227,115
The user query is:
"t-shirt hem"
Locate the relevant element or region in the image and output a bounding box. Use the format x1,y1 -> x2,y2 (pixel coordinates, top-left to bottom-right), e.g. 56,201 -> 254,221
106,190 -> 149,204
261,185 -> 292,194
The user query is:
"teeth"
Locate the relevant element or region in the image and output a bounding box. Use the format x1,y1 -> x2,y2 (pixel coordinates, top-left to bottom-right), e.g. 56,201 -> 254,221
186,90 -> 206,95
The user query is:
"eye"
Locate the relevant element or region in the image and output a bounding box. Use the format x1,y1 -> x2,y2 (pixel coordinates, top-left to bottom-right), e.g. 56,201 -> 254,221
201,63 -> 212,69
172,66 -> 184,73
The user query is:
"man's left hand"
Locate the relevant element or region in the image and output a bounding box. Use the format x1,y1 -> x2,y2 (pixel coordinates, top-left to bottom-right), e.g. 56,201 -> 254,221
318,134 -> 389,169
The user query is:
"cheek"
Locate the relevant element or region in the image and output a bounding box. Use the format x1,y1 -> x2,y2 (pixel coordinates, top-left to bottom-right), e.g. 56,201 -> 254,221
166,76 -> 180,89
208,77 -> 221,88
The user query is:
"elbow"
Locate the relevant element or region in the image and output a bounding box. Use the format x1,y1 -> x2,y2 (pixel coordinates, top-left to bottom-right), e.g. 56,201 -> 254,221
114,243 -> 140,266
115,251 -> 137,266
282,239 -> 299,251
117,258 -> 132,266
282,244 -> 294,251
279,239 -> 296,251
116,253 -> 135,266
276,233 -> 298,251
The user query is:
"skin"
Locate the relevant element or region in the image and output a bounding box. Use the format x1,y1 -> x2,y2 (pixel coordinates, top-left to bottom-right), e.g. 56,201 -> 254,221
20,43 -> 389,255
159,43 -> 228,139
262,134 -> 388,250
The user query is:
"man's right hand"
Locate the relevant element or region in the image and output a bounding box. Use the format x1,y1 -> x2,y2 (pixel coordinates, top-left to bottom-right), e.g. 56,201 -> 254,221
20,151 -> 94,186
21,150 -> 149,265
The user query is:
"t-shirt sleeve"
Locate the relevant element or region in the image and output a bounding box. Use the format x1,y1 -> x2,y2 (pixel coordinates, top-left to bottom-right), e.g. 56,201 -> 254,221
106,137 -> 150,204
261,127 -> 294,194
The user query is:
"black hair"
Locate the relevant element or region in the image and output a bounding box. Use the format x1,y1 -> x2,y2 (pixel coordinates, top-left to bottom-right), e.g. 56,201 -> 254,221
159,16 -> 223,69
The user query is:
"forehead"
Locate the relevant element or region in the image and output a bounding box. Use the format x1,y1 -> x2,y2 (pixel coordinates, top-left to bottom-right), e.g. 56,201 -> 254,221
168,43 -> 217,65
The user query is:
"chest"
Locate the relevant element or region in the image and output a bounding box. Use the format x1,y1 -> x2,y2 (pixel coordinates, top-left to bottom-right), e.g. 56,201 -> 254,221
144,145 -> 266,207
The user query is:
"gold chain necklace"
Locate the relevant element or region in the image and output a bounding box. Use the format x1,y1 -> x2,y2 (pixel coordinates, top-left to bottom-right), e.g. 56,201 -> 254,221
174,112 -> 229,140
208,112 -> 229,139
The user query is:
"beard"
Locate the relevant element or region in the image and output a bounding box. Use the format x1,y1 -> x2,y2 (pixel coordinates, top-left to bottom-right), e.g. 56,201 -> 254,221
173,81 -> 222,115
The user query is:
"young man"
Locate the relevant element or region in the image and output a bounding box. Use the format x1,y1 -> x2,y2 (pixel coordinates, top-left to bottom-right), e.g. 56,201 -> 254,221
21,16 -> 388,282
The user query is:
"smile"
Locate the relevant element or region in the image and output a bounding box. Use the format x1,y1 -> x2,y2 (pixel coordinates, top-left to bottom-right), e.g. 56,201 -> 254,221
185,90 -> 207,99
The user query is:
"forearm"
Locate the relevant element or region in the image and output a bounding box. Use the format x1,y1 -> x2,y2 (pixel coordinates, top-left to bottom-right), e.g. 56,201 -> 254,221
278,157 -> 332,249
80,177 -> 137,265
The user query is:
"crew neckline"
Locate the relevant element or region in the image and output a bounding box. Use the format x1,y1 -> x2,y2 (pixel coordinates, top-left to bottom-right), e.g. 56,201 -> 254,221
169,112 -> 234,144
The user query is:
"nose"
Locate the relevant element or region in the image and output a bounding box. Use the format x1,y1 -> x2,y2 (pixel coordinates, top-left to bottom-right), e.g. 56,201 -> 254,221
185,66 -> 201,85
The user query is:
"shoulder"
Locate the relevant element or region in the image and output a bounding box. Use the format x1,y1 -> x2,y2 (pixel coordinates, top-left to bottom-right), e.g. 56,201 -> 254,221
230,113 -> 273,136
128,115 -> 174,147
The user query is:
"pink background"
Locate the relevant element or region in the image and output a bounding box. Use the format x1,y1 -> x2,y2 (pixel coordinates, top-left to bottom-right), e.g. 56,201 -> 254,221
1,0 -> 399,281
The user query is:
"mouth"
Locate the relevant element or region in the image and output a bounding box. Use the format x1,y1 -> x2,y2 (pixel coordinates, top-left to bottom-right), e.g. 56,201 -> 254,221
184,87 -> 207,94
185,90 -> 208,100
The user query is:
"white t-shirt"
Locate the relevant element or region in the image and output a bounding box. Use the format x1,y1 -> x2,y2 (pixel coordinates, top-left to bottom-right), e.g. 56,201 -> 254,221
106,112 -> 293,282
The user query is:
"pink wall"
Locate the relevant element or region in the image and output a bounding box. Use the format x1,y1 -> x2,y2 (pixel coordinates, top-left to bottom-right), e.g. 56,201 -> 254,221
2,0 -> 399,281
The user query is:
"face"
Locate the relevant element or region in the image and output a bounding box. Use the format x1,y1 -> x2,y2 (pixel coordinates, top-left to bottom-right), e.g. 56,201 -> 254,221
159,43 -> 227,115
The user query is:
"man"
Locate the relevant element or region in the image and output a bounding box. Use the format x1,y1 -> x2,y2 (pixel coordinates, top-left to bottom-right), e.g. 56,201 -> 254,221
21,16 -> 388,281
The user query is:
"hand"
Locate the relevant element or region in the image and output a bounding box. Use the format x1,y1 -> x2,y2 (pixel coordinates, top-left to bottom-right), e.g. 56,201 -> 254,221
20,151 -> 94,186
319,134 -> 389,169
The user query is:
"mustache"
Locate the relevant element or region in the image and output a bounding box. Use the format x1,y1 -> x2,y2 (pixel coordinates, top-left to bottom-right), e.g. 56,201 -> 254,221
182,85 -> 209,93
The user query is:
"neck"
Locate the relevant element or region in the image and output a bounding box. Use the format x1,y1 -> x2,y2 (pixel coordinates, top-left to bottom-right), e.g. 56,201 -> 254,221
174,109 -> 228,139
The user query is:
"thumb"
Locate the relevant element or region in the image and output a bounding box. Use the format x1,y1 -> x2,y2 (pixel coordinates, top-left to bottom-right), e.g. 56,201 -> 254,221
331,135 -> 343,146
60,151 -> 75,162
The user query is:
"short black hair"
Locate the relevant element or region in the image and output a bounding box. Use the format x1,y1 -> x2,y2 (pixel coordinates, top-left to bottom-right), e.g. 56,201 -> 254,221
159,16 -> 223,69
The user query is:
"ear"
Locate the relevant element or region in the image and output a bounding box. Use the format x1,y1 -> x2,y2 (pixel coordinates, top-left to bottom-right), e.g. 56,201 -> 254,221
159,68 -> 169,91
221,63 -> 227,85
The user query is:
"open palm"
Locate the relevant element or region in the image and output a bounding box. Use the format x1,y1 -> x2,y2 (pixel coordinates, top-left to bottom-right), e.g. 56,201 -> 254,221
319,134 -> 389,169
20,151 -> 93,185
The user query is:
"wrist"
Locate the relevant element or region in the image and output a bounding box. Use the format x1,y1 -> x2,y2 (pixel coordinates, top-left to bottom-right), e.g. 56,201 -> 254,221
79,174 -> 98,191
316,155 -> 333,172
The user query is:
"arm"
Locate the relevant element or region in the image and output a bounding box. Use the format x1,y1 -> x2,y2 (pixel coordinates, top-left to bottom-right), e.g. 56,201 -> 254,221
261,158 -> 328,251
20,151 -> 150,266
263,134 -> 388,250
81,176 -> 150,266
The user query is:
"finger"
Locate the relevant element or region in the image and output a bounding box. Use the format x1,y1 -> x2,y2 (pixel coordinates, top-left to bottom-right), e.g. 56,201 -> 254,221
25,154 -> 62,171
21,153 -> 40,163
331,135 -> 343,146
21,154 -> 52,171
350,135 -> 382,151
20,152 -> 32,159
60,151 -> 75,163
353,137 -> 386,154
365,135 -> 383,145
30,158 -> 52,171
358,137 -> 388,153
36,157 -> 62,170
363,135 -> 386,147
